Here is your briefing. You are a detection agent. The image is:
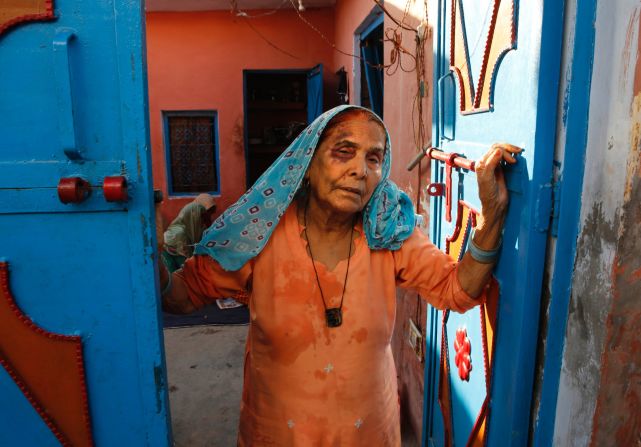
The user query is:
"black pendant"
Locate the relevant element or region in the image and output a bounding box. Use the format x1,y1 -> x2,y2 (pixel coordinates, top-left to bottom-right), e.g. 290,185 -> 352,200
325,308 -> 342,328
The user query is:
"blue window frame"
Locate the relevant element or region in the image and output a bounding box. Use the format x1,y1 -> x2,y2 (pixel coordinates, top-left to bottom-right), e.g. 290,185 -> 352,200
360,15 -> 384,118
163,111 -> 221,196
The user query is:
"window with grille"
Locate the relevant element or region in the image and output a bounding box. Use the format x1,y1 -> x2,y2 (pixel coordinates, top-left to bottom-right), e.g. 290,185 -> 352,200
164,112 -> 220,195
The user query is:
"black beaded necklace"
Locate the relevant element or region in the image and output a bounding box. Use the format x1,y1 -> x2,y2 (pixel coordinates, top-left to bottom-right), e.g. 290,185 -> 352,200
304,201 -> 355,328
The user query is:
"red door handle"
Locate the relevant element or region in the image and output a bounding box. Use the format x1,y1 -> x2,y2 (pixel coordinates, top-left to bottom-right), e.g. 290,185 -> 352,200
57,177 -> 91,204
103,176 -> 128,202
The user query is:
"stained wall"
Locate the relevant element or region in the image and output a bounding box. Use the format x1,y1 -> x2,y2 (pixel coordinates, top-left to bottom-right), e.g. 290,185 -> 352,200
553,0 -> 641,443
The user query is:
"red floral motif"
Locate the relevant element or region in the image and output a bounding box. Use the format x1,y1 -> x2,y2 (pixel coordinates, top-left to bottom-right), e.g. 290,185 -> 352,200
454,327 -> 472,381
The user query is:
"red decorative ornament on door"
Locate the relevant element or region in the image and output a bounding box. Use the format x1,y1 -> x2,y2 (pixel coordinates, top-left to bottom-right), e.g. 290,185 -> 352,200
454,327 -> 472,381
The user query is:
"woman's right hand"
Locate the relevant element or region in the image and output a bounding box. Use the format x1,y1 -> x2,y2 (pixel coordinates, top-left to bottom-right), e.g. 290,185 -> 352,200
155,206 -> 196,314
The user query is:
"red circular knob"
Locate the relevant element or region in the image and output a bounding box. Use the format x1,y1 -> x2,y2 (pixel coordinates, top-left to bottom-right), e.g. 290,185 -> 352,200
58,177 -> 91,204
427,183 -> 445,197
103,176 -> 128,202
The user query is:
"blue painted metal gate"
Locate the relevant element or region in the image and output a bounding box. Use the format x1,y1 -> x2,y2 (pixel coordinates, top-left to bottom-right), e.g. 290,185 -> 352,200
0,1 -> 171,445
423,0 -> 565,445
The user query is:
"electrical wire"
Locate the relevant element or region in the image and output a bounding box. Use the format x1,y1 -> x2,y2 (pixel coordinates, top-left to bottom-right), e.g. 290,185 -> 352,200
287,0 -> 366,60
240,17 -> 301,59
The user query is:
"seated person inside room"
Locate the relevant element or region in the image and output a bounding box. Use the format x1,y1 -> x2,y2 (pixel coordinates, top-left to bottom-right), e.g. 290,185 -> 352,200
162,193 -> 216,273
158,105 -> 520,446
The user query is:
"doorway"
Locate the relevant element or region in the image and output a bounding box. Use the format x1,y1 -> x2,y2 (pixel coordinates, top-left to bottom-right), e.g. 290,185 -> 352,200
243,67 -> 323,187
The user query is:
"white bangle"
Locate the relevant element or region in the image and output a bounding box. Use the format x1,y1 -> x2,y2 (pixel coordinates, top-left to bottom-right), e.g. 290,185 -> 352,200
467,230 -> 501,264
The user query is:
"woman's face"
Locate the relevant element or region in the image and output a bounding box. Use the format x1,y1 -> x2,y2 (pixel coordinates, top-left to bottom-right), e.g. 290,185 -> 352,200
306,114 -> 385,217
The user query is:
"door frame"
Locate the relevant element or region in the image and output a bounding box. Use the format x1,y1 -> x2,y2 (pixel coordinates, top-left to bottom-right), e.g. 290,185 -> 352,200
352,6 -> 383,109
531,0 -> 597,443
242,68 -> 309,189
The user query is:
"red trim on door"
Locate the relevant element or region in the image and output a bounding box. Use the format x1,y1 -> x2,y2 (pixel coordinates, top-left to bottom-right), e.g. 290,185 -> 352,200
0,0 -> 55,37
0,262 -> 93,446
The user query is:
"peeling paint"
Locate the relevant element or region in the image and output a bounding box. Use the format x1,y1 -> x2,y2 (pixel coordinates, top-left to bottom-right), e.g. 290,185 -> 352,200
136,144 -> 143,181
232,115 -> 244,153
624,95 -> 641,203
591,92 -> 641,446
552,1 -> 641,444
529,269 -> 552,444
556,201 -> 618,446
634,11 -> 641,98
620,8 -> 638,90
140,213 -> 152,265
153,364 -> 164,414
562,83 -> 571,126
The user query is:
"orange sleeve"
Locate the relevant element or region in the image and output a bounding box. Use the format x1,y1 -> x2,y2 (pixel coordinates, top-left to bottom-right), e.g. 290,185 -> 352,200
175,255 -> 253,309
392,228 -> 482,313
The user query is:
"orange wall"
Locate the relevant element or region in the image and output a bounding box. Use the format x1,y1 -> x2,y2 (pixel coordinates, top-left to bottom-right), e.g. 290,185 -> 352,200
333,1 -> 433,442
382,3 -> 432,444
146,10 -> 335,224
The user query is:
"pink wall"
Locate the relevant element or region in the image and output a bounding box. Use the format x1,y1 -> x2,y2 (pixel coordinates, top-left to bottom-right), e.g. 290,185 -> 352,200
146,10 -> 335,224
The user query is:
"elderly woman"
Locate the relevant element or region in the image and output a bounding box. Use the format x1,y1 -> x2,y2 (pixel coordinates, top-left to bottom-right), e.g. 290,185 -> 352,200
159,105 -> 518,446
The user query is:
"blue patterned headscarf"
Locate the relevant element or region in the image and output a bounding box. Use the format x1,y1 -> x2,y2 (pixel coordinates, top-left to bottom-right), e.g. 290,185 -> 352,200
194,105 -> 416,271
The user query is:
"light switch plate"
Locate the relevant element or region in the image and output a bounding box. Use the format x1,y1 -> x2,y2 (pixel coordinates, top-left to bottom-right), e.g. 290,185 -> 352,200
408,318 -> 424,362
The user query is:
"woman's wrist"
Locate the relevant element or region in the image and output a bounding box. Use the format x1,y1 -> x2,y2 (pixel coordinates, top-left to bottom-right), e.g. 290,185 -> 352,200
472,215 -> 504,251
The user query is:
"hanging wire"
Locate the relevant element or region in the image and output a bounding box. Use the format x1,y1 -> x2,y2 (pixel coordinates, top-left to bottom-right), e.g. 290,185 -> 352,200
287,0 -> 367,60
240,17 -> 301,59
372,0 -> 416,31
230,0 -> 289,18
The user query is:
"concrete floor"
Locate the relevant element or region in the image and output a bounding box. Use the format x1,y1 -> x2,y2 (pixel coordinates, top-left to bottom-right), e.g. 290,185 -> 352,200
164,324 -> 418,446
164,325 -> 248,447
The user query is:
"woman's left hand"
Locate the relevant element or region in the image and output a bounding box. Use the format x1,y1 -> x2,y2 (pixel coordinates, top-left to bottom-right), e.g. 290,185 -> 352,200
475,142 -> 522,225
456,143 -> 521,298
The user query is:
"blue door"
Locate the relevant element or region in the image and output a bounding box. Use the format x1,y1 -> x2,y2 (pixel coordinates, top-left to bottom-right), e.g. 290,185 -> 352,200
423,0 -> 564,445
0,1 -> 171,445
307,63 -> 324,122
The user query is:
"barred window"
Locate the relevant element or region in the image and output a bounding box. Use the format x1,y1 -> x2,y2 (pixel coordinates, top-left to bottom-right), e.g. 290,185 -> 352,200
165,112 -> 219,194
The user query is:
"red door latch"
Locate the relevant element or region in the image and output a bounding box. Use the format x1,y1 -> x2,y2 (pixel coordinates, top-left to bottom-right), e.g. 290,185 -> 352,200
103,176 -> 128,202
57,177 -> 91,204
408,147 -> 477,223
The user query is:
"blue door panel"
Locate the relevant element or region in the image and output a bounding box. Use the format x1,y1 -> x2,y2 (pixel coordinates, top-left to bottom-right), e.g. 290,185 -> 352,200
425,0 -> 564,445
1,19 -> 123,161
0,0 -> 170,445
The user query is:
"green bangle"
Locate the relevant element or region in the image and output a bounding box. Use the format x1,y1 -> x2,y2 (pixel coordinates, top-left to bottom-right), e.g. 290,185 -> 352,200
467,230 -> 501,264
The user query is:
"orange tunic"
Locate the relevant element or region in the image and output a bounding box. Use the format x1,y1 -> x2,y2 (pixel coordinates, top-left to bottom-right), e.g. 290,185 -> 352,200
178,203 -> 479,446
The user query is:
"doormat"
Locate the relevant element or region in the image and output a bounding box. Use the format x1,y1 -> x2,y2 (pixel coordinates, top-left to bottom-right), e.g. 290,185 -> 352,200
163,298 -> 249,328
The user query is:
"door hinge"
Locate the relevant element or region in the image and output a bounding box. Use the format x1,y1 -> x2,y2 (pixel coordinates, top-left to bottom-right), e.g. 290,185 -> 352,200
535,184 -> 553,233
534,181 -> 562,236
